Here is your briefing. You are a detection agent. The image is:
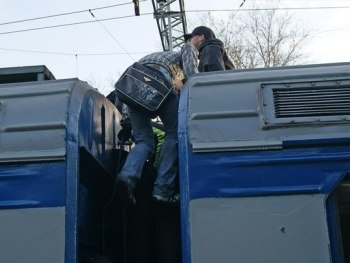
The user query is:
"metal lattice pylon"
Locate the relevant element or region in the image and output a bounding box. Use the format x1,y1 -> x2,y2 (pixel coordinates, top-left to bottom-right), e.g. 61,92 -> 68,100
152,0 -> 188,51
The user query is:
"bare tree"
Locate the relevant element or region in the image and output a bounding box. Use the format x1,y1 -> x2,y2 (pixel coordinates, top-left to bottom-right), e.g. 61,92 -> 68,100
200,6 -> 311,69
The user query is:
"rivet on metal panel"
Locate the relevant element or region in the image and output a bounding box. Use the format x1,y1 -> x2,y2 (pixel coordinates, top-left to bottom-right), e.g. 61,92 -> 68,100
280,227 -> 286,233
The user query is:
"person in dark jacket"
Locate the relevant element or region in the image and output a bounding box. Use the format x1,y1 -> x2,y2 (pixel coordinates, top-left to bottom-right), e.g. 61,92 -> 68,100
184,26 -> 234,72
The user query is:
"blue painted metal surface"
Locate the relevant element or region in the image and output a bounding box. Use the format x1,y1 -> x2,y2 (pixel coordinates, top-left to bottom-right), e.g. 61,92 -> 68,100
181,147 -> 348,199
64,82 -> 121,263
0,162 -> 66,209
0,76 -> 122,263
178,63 -> 350,263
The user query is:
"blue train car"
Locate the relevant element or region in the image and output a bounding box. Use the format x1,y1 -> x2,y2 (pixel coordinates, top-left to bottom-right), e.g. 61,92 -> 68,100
0,66 -> 123,262
178,62 -> 350,263
0,65 -> 180,263
2,62 -> 350,263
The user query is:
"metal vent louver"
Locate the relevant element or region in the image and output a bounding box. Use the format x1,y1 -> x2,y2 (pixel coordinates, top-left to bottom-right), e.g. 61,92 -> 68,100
260,80 -> 350,128
273,86 -> 350,118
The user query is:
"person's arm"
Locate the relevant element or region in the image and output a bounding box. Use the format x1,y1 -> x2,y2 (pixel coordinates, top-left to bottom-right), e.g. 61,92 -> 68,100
181,42 -> 199,79
200,45 -> 225,72
223,51 -> 235,70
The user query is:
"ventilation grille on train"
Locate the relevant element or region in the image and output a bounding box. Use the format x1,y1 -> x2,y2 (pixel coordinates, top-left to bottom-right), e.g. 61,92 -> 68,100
260,80 -> 350,128
273,86 -> 350,118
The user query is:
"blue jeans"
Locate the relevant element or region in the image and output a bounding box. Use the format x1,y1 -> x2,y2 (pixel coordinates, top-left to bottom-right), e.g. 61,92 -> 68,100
119,93 -> 179,198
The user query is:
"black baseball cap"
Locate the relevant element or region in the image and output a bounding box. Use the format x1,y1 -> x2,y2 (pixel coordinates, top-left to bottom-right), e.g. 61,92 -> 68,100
184,26 -> 216,41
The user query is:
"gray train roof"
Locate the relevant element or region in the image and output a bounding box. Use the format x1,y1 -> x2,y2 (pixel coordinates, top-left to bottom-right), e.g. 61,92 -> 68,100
184,62 -> 350,152
0,65 -> 55,84
0,78 -> 119,163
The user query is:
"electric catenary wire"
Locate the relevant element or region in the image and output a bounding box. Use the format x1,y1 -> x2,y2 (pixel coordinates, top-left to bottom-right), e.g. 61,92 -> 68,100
0,1 -> 145,26
0,12 -> 153,35
209,0 -> 246,41
88,9 -> 135,62
1,5 -> 350,35
0,47 -> 151,56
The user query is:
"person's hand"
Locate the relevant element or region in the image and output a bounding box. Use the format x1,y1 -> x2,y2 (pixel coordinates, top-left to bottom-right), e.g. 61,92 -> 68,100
118,118 -> 132,142
118,127 -> 132,142
174,79 -> 184,92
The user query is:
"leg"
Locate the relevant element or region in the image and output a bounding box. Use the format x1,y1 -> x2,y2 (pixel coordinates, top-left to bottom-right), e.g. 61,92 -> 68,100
153,94 -> 179,200
117,107 -> 155,204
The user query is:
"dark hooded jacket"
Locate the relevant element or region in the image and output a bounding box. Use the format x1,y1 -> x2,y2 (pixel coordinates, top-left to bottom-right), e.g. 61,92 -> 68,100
198,38 -> 234,72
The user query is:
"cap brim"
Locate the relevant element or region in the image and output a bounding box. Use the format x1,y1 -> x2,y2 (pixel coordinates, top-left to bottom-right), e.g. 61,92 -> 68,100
184,34 -> 193,41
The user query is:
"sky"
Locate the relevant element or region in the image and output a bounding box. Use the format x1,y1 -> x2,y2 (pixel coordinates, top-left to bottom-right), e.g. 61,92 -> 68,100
0,0 -> 350,95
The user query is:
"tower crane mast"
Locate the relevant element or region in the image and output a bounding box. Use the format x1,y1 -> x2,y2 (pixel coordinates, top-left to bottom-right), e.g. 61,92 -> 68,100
151,0 -> 188,51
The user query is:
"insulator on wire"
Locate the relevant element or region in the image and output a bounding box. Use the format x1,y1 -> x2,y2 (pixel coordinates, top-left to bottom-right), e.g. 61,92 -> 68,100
133,0 -> 140,16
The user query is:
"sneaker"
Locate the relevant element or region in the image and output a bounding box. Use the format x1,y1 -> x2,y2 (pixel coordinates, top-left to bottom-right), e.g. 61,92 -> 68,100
152,193 -> 179,205
116,176 -> 136,205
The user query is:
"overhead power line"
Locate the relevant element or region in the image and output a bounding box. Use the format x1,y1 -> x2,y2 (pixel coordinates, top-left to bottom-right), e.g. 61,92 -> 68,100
186,5 -> 350,13
0,12 -> 153,35
0,47 -> 150,56
1,22 -> 349,57
0,1 -> 141,26
212,0 -> 246,40
88,9 -> 134,62
231,0 -> 246,21
0,5 -> 349,35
